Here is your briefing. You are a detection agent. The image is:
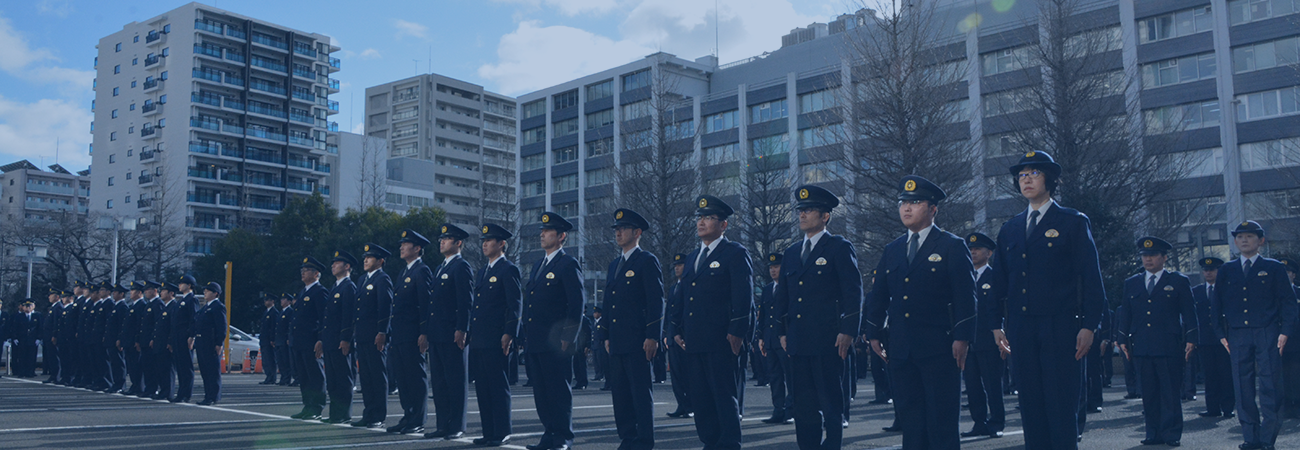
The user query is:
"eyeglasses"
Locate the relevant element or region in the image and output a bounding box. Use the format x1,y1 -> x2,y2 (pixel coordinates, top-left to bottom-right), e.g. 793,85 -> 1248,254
1017,170 -> 1044,180
696,215 -> 720,223
897,199 -> 927,206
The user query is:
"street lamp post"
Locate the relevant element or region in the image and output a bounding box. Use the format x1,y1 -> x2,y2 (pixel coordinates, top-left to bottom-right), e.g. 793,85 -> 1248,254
20,245 -> 48,298
97,216 -> 137,284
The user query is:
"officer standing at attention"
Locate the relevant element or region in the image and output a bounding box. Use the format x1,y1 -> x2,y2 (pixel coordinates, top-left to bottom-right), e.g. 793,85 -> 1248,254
1210,220 -> 1298,450
1193,257 -> 1234,419
120,283 -> 148,395
41,288 -> 63,384
141,282 -> 165,399
523,212 -> 585,450
773,185 -> 863,449
1279,257 -> 1300,416
172,276 -> 199,402
598,208 -> 664,450
58,289 -> 79,386
963,232 -> 1006,439
865,176 -> 974,450
152,282 -> 178,402
89,282 -> 113,390
104,283 -> 130,393
758,252 -> 794,425
320,251 -> 359,424
277,294 -> 296,387
1116,237 -> 1197,447
12,301 -> 41,377
291,256 -> 329,420
988,151 -> 1106,449
259,295 -> 280,385
352,244 -> 394,429
669,196 -> 753,450
424,223 -> 474,441
664,253 -> 693,419
388,229 -> 433,435
194,282 -> 227,405
469,224 -> 522,446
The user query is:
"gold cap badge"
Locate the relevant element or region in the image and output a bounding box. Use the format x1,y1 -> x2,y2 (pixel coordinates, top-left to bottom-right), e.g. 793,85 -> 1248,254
1026,151 -> 1036,157
482,226 -> 489,234
904,180 -> 916,191
970,235 -> 977,243
799,189 -> 809,199
616,211 -> 624,219
364,245 -> 370,251
699,198 -> 708,208
1144,240 -> 1153,248
441,225 -> 448,233
769,255 -> 776,261
542,214 -> 550,223
303,257 -> 308,263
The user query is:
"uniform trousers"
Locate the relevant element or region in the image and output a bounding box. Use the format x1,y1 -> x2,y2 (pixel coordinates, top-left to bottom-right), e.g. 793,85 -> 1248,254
293,347 -> 326,413
792,354 -> 846,450
1200,342 -> 1235,414
890,354 -> 960,450
765,344 -> 792,419
195,342 -> 222,402
1136,356 -> 1184,442
323,348 -> 355,420
44,342 -> 59,380
123,345 -> 141,390
427,342 -> 468,433
108,345 -> 126,389
275,344 -> 295,384
529,350 -> 575,447
1228,325 -> 1285,447
685,351 -> 742,450
667,340 -> 692,414
1009,314 -> 1084,450
153,347 -> 175,399
172,343 -> 194,400
390,341 -> 427,427
963,349 -> 1005,433
470,347 -> 512,440
608,352 -> 655,449
261,344 -> 277,383
355,342 -> 388,423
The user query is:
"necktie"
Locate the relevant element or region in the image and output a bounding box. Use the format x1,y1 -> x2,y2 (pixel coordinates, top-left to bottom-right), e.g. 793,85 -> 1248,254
1244,258 -> 1253,274
1027,210 -> 1041,237
697,247 -> 710,272
907,232 -> 919,264
616,255 -> 627,276
1207,285 -> 1215,302
1147,274 -> 1156,294
802,239 -> 812,265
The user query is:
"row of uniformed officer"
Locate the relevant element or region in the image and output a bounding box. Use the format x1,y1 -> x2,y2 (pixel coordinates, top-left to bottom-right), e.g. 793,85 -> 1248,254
469,224 -> 522,446
320,251 -> 358,423
194,282 -> 227,405
756,252 -> 793,425
291,257 -> 329,418
1194,257 -> 1236,419
424,224 -> 474,440
523,213 -> 586,450
965,232 -> 1005,438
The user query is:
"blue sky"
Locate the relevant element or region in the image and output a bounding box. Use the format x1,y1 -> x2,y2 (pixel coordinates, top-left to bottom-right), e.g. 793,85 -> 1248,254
0,0 -> 857,172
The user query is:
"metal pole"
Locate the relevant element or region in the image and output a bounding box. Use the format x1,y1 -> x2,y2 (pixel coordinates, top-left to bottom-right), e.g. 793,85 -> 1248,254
26,258 -> 33,298
224,261 -> 233,372
111,227 -> 120,285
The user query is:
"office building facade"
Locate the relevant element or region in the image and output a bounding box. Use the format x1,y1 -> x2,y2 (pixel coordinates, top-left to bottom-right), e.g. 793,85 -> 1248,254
1,161 -> 92,222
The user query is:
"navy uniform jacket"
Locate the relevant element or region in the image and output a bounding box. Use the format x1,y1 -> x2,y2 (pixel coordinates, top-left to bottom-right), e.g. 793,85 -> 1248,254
42,302 -> 62,342
1210,257 -> 1298,341
756,282 -> 781,346
1191,284 -> 1221,347
355,270 -> 393,343
120,300 -> 147,347
321,277 -> 357,345
141,298 -> 161,347
13,312 -> 40,343
153,300 -> 176,348
260,307 -> 279,345
865,226 -> 976,360
194,300 -> 227,347
468,258 -> 521,349
972,267 -> 1000,353
773,233 -> 863,356
523,249 -> 585,354
989,203 -> 1106,333
427,255 -> 473,342
292,282 -> 328,350
172,295 -> 195,346
77,299 -> 95,342
598,249 -> 664,354
106,300 -> 130,346
91,300 -> 112,346
668,239 -> 753,354
276,306 -> 295,347
1116,271 -> 1198,357
58,302 -> 79,345
391,259 -> 434,343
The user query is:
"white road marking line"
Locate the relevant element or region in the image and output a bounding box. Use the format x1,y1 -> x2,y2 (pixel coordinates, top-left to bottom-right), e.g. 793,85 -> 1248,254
0,419 -> 280,433
383,402 -> 667,417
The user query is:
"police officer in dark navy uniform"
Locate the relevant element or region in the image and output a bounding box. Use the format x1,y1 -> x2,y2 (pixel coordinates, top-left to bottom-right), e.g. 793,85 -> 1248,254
865,176 -> 974,450
58,288 -> 80,385
424,223 -> 474,441
171,276 -> 199,402
664,253 -> 694,419
1116,237 -> 1197,447
987,151 -> 1107,449
12,300 -> 41,377
1210,220 -> 1298,450
522,212 -> 585,450
772,185 -> 863,449
194,282 -> 227,405
117,282 -> 147,394
1279,257 -> 1300,416
104,283 -> 130,393
388,229 -> 433,435
320,250 -> 358,424
277,293 -> 296,387
963,232 -> 1005,439
468,224 -> 521,446
258,295 -> 280,385
596,208 -> 664,450
151,282 -> 179,401
41,288 -> 63,384
1193,257 -> 1234,419
758,252 -> 794,425
89,282 -> 113,390
352,244 -> 393,429
291,256 -> 329,419
668,196 -> 753,450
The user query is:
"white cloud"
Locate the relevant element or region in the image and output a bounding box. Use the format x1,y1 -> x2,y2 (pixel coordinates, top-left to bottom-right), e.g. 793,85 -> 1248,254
492,0 -> 620,16
394,19 -> 429,40
357,48 -> 382,60
34,0 -> 75,18
351,121 -> 365,134
478,21 -> 653,95
0,15 -> 53,72
0,95 -> 93,168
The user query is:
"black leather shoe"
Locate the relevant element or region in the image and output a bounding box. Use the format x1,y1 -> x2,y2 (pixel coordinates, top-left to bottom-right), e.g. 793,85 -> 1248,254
883,425 -> 902,432
474,436 -> 510,446
1141,439 -> 1163,445
424,429 -> 450,439
290,412 -> 306,419
525,444 -> 549,450
867,399 -> 892,405
288,382 -> 299,387
961,429 -> 990,438
1124,393 -> 1141,399
1198,411 -> 1221,417
386,424 -> 408,433
443,431 -> 465,440
1238,444 -> 1261,450
349,420 -> 378,427
321,417 -> 350,424
1087,406 -> 1102,414
990,431 -> 1004,438
399,426 -> 424,435
196,400 -> 216,406
761,416 -> 787,424
1223,412 -> 1236,419
1166,441 -> 1180,447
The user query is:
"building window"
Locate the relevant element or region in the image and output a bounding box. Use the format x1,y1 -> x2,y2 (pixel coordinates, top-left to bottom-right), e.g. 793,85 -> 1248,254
113,87 -> 119,96
586,80 -> 614,101
587,137 -> 613,158
522,180 -> 545,197
108,176 -> 115,186
134,36 -> 139,43
132,58 -> 138,66
130,81 -> 136,88
705,110 -> 738,133
1240,137 -> 1300,170
522,126 -> 547,145
1139,6 -> 1213,44
981,46 -> 1030,75
622,70 -> 650,92
664,120 -> 694,141
110,132 -> 117,141
799,90 -> 837,114
1244,187 -> 1300,219
983,132 -> 1023,157
522,153 -> 546,171
111,109 -> 118,118
1229,0 -> 1300,25
704,143 -> 742,165
1232,36 -> 1300,74
553,118 -> 578,137
114,65 -> 120,74
106,200 -> 114,209
621,100 -> 651,121
1144,100 -> 1221,134
982,88 -> 1032,117
751,134 -> 790,158
552,174 -> 578,192
585,167 -> 614,186
1159,147 -> 1224,177
125,195 -> 131,203
799,124 -> 843,148
128,126 -> 134,134
553,145 -> 578,164
801,162 -> 845,183
1236,86 -> 1300,122
553,90 -> 579,110
115,43 -> 121,52
750,99 -> 788,124
553,201 -> 579,218
1143,53 -> 1217,88
585,109 -> 614,129
704,176 -> 741,196
522,99 -> 546,119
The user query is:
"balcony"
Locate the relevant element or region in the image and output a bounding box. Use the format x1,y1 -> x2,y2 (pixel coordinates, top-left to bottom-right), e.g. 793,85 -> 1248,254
224,50 -> 245,64
291,89 -> 315,103
247,102 -> 287,119
146,30 -> 163,44
222,122 -> 244,136
246,127 -> 286,143
144,54 -> 164,67
24,183 -> 74,195
188,168 -> 217,179
287,156 -> 313,169
192,68 -> 222,83
139,150 -> 156,162
143,78 -> 161,91
290,112 -> 313,124
250,79 -> 286,96
137,198 -> 153,209
194,44 -> 222,59
194,20 -> 223,35
327,100 -> 339,112
484,103 -> 516,117
142,102 -> 159,115
246,175 -> 284,188
137,174 -> 154,185
224,73 -> 245,87
26,200 -> 73,211
328,122 -> 339,132
186,217 -> 234,231
293,67 -> 316,80
190,117 -> 221,132
140,126 -> 158,138
247,200 -> 282,211
189,142 -> 221,156
316,163 -> 331,173
222,97 -> 244,111
293,43 -> 318,58
244,147 -> 284,164
316,185 -> 331,196
192,92 -> 222,108
287,181 -> 312,192
225,26 -> 246,39
250,56 -> 287,74
329,57 -> 341,69
188,192 -> 238,207
251,33 -> 288,51
327,78 -> 340,91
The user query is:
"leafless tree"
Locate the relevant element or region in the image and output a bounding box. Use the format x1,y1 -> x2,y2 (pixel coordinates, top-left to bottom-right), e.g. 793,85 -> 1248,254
737,139 -> 798,270
354,136 -> 388,211
122,150 -> 190,280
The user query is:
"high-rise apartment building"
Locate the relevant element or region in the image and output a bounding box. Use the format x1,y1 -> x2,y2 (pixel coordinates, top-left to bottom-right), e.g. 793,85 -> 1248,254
0,160 -> 92,222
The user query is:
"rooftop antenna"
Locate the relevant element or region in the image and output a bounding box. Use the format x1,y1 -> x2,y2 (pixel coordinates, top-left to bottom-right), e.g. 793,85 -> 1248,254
55,137 -> 60,165
714,0 -> 720,62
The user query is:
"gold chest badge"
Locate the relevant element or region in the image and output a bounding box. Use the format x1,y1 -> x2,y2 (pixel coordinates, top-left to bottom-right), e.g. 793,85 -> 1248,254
1045,229 -> 1059,238
982,283 -> 991,290
928,254 -> 942,262
625,270 -> 635,277
366,284 -> 373,290
489,276 -> 498,283
546,272 -> 555,279
304,297 -> 310,302
814,257 -> 827,266
405,277 -> 411,283
1163,285 -> 1174,291
441,273 -> 449,279
709,261 -> 721,269
334,293 -> 340,298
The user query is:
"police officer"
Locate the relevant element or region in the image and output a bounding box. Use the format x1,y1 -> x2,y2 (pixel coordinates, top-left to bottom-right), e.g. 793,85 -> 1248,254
259,295 -> 280,385
664,253 -> 693,419
771,184 -> 863,449
573,310 -> 594,390
864,176 -> 973,450
758,252 -> 794,425
424,223 -> 474,440
119,282 -> 148,395
1193,257 -> 1234,419
153,282 -> 179,402
988,151 -> 1107,449
1116,237 -> 1197,447
352,244 -> 393,429
963,232 -> 1005,438
669,196 -> 753,450
140,282 -> 164,399
388,229 -> 433,435
89,282 -> 113,390
1211,220 -> 1298,450
596,208 -> 663,450
75,282 -> 98,388
277,293 -> 296,387
171,277 -> 198,402
469,224 -> 522,446
12,300 -> 41,377
291,256 -> 329,419
57,285 -> 82,386
320,250 -> 358,423
1279,257 -> 1300,416
523,212 -> 585,450
104,283 -> 130,393
41,288 -> 63,384
194,282 -> 227,405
